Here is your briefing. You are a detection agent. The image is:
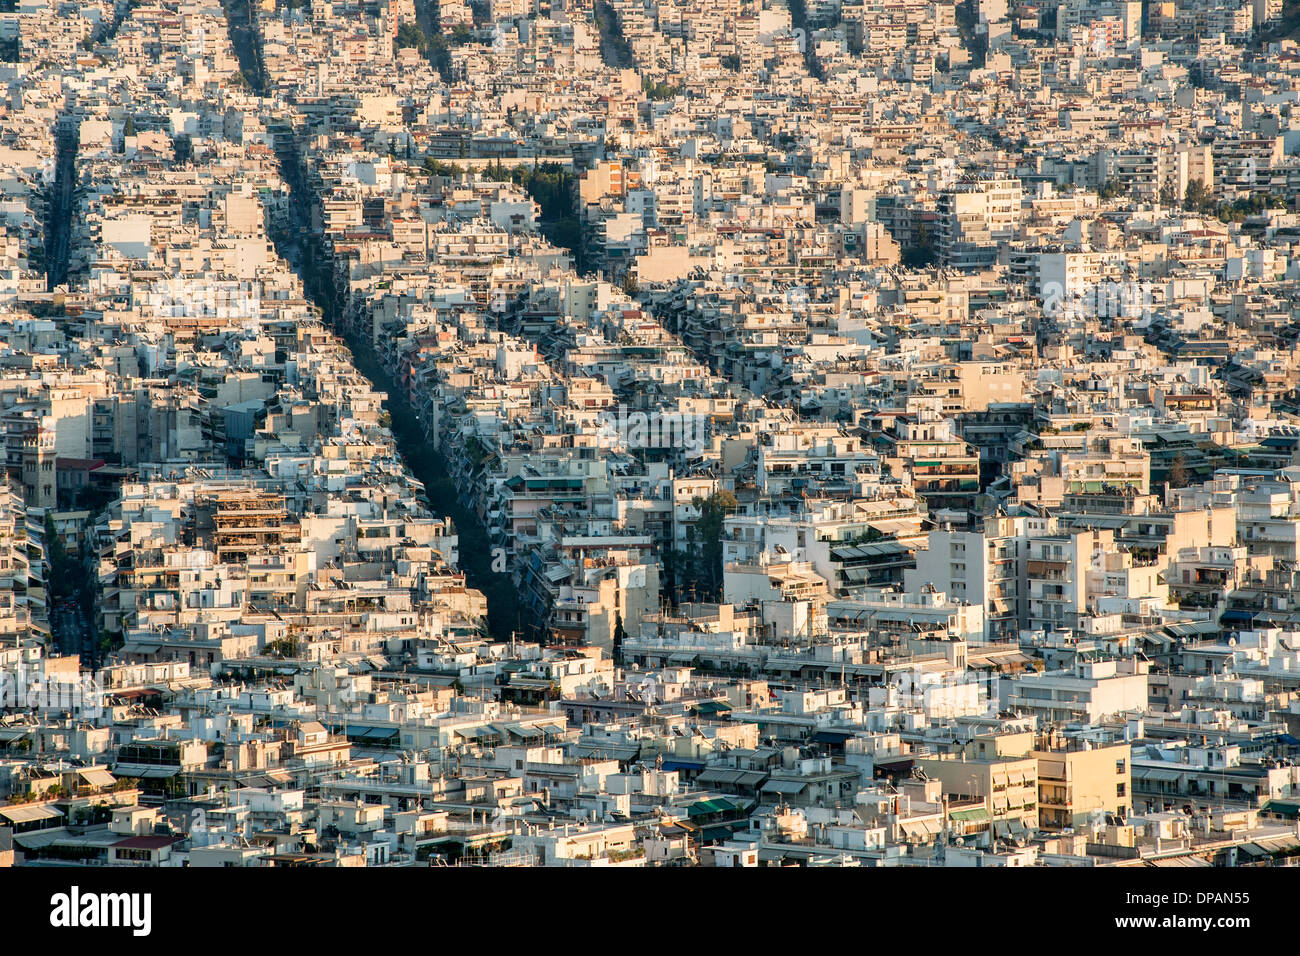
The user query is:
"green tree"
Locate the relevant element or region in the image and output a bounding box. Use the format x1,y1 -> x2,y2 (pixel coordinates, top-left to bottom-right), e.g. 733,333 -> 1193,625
428,33 -> 451,77
266,637 -> 299,658
689,491 -> 738,601
1184,179 -> 1210,212
641,77 -> 681,100
422,157 -> 463,177
1098,179 -> 1126,200
395,21 -> 428,51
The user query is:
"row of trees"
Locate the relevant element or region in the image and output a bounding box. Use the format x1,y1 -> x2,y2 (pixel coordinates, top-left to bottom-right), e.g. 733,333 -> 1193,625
662,491 -> 738,605
482,161 -> 585,268
641,77 -> 683,100
593,0 -> 635,69
414,159 -> 579,243
395,18 -> 472,80
1098,176 -> 1286,223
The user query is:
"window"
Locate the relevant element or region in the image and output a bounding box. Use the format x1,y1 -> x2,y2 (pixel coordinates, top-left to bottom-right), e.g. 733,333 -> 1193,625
1116,783 -> 1126,798
1115,760 -> 1126,774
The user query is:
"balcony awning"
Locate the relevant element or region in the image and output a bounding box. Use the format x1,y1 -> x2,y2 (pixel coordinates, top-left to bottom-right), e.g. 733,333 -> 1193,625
812,730 -> 855,744
1236,842 -> 1270,860
0,804 -> 63,824
1260,799 -> 1300,819
1219,609 -> 1256,625
899,817 -> 943,837
113,766 -> 180,779
994,818 -> 1028,839
1253,835 -> 1300,855
1134,767 -> 1185,782
949,807 -> 990,823
79,769 -> 117,788
697,823 -> 740,842
345,726 -> 398,742
506,724 -> 546,741
687,797 -> 739,818
691,700 -> 732,716
761,779 -> 808,795
661,759 -> 705,773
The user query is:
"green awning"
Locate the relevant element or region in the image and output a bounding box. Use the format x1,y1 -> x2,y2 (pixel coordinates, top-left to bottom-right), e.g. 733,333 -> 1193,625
692,700 -> 732,715
697,823 -> 740,842
1261,800 -> 1300,819
688,797 -> 739,818
949,807 -> 991,823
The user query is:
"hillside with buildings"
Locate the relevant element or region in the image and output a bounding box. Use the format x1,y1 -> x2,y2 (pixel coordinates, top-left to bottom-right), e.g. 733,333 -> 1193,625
0,0 -> 1299,872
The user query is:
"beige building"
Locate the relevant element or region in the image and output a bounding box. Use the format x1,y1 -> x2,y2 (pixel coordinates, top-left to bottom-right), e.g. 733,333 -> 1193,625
1033,741 -> 1131,829
913,751 -> 1039,835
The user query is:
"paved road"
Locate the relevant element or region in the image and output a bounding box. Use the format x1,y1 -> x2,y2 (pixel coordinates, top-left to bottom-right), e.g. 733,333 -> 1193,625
45,128 -> 76,290
51,598 -> 93,668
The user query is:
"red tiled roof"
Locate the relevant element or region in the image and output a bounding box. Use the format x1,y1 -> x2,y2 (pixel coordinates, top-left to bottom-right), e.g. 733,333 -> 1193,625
114,836 -> 182,850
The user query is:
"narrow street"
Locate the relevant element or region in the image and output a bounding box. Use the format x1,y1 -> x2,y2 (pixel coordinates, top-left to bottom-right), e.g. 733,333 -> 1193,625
219,3 -> 525,639
594,1 -> 635,68
44,123 -> 76,290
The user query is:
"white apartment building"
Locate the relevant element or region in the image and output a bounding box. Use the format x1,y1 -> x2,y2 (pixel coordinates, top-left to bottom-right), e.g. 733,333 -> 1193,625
1005,659 -> 1150,724
905,513 -> 1031,642
937,176 -> 1022,269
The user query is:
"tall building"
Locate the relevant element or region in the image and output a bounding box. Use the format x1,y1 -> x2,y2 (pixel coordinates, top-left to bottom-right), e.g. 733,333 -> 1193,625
937,176 -> 1022,269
